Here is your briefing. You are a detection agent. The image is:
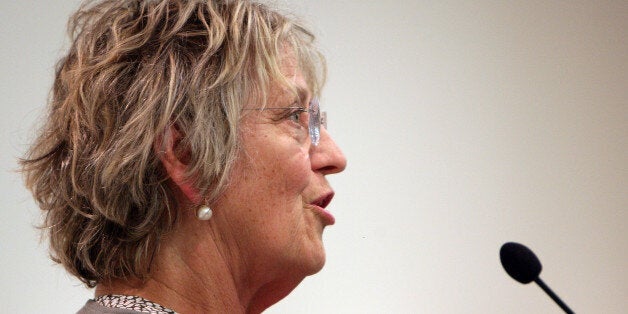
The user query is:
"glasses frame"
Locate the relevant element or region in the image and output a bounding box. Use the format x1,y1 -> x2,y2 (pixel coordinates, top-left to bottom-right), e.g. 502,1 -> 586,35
243,98 -> 326,146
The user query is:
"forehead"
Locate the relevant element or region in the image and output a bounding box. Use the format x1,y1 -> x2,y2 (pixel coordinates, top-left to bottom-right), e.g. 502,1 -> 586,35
272,50 -> 312,102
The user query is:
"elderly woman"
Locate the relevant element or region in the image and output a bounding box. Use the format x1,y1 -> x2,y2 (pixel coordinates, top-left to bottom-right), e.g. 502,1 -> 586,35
21,0 -> 346,313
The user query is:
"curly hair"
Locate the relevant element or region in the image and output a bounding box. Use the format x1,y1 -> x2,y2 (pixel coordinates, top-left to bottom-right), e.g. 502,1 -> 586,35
20,0 -> 325,287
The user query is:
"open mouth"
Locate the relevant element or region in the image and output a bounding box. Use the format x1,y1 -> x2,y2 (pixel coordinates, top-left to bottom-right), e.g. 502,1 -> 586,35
312,192 -> 333,209
310,192 -> 335,226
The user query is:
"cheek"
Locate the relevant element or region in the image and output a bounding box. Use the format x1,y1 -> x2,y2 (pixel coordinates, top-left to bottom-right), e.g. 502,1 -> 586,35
236,120 -> 312,202
237,141 -> 311,200
282,147 -> 310,191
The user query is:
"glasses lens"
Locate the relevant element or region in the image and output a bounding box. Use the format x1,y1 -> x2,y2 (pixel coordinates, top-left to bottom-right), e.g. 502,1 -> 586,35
309,98 -> 320,146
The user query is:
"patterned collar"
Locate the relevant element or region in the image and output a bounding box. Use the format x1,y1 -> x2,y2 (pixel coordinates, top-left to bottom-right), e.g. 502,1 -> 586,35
95,295 -> 177,314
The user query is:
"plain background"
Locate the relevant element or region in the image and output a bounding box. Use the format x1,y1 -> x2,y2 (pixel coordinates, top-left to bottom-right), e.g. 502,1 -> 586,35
1,0 -> 626,313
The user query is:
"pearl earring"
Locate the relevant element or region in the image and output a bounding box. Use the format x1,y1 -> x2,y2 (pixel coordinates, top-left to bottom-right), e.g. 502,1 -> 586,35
196,205 -> 213,220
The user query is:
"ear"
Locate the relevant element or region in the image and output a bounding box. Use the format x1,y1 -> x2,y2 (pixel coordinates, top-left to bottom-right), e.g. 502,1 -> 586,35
155,124 -> 203,204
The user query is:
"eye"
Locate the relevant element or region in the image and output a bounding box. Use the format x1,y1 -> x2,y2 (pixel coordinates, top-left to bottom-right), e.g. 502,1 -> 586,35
288,109 -> 304,123
283,107 -> 307,124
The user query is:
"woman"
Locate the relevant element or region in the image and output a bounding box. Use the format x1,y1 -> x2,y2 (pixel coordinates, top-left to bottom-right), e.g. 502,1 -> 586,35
21,0 -> 346,313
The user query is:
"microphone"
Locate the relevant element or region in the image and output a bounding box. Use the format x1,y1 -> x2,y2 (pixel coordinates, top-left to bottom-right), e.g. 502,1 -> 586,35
500,242 -> 574,314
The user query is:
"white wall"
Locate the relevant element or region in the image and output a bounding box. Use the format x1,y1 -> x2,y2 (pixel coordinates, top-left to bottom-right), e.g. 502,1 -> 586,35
2,1 -> 626,313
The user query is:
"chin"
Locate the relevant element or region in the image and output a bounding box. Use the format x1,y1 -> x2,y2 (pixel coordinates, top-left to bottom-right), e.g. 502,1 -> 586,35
298,239 -> 327,276
309,256 -> 326,275
282,215 -> 330,277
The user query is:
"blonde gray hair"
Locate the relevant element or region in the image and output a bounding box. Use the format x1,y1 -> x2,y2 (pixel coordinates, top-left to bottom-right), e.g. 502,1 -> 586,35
21,0 -> 325,287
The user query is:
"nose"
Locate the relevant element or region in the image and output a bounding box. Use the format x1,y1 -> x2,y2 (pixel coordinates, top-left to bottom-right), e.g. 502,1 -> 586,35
310,127 -> 347,175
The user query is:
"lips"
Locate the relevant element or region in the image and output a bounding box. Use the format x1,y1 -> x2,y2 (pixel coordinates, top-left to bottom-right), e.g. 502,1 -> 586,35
310,192 -> 335,226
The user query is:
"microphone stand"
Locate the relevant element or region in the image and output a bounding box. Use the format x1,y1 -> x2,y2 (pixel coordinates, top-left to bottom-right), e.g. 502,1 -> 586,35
534,277 -> 574,314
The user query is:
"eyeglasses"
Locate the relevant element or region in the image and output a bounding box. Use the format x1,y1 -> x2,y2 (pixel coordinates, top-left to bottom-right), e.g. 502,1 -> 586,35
243,97 -> 327,146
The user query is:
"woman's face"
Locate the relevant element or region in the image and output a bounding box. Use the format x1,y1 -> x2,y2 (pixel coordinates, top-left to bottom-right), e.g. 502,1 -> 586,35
211,55 -> 347,283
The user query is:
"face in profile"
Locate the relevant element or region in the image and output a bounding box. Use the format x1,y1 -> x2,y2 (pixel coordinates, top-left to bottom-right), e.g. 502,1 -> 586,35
209,51 -> 347,282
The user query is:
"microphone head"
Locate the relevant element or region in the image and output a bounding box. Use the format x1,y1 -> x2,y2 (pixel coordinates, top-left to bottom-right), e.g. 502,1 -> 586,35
500,242 -> 542,284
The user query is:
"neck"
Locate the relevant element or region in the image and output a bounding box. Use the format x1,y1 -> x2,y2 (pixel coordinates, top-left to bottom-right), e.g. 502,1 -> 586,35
95,214 -> 301,313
